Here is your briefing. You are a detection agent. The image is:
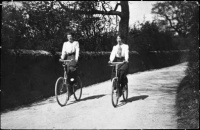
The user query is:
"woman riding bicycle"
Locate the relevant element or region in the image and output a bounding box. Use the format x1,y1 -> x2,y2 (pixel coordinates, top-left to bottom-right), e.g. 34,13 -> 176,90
60,32 -> 80,83
109,34 -> 129,91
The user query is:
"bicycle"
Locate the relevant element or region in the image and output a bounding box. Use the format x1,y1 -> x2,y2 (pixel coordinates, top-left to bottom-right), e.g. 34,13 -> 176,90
108,61 -> 128,107
55,59 -> 83,106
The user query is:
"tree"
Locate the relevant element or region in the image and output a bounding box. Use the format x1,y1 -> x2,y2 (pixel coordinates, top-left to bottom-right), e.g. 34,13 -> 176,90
2,2 -> 29,49
58,1 -> 130,44
152,1 -> 198,37
2,1 -> 129,51
22,1 -> 71,50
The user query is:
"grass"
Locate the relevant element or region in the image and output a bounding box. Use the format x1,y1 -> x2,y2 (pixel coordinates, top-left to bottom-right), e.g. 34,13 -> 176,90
176,76 -> 199,129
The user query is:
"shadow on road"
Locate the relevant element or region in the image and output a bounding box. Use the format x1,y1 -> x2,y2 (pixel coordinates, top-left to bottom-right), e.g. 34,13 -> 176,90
80,94 -> 105,101
116,95 -> 149,108
67,94 -> 106,106
125,95 -> 149,102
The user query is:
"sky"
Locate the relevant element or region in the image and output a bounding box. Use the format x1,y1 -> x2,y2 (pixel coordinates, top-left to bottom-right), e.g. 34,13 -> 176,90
128,1 -> 158,27
108,1 -> 159,28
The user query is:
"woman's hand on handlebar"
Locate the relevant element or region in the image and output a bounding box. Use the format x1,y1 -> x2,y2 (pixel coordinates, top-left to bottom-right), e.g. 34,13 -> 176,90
74,59 -> 78,63
59,59 -> 64,62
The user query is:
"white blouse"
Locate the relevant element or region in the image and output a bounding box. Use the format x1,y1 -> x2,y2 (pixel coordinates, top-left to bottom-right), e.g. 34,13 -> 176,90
61,41 -> 80,60
110,43 -> 129,62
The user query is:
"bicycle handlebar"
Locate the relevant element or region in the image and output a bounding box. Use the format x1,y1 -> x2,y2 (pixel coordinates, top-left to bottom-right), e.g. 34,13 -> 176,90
59,59 -> 73,65
108,61 -> 125,66
59,59 -> 72,62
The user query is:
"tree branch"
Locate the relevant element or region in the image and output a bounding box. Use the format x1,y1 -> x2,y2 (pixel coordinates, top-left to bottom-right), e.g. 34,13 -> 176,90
114,2 -> 120,11
165,14 -> 183,35
102,1 -> 107,12
58,1 -> 121,16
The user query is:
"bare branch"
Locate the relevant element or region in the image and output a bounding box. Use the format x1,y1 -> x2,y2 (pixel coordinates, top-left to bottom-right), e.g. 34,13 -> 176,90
58,1 -> 121,16
102,2 -> 107,12
114,2 -> 120,11
165,14 -> 182,34
50,1 -> 53,8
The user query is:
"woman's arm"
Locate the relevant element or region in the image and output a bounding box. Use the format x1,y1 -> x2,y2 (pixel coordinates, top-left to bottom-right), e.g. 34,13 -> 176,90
75,41 -> 80,62
110,46 -> 115,62
61,42 -> 66,59
125,45 -> 129,62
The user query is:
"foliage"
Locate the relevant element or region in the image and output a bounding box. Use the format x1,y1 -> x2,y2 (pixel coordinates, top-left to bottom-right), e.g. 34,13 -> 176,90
152,1 -> 198,37
2,3 -> 29,49
176,76 -> 199,129
2,1 -> 118,52
172,2 -> 199,128
2,1 -> 196,53
185,2 -> 199,92
128,21 -> 175,52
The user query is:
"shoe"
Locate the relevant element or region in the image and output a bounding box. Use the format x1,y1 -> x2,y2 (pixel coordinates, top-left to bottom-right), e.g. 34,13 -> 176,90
124,84 -> 127,90
121,84 -> 127,92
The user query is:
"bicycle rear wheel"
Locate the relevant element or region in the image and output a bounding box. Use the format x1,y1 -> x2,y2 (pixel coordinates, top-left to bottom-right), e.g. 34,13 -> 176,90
55,77 -> 70,106
111,78 -> 119,107
73,76 -> 83,101
122,84 -> 128,101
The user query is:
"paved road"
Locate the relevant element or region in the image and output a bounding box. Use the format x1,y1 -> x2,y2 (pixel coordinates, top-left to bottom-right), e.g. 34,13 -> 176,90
1,62 -> 188,129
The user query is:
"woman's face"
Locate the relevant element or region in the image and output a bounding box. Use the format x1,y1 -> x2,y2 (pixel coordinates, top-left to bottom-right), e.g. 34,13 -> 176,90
67,34 -> 73,42
117,36 -> 122,43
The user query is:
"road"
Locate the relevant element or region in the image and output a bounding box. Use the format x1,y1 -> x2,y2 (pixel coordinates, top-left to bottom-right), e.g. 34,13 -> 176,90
1,62 -> 188,129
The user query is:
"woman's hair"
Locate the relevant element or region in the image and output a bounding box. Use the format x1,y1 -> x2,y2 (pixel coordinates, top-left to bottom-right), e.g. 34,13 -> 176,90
116,34 -> 124,40
65,32 -> 74,37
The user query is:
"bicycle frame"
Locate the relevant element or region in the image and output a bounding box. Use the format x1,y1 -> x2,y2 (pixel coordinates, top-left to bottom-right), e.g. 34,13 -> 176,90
60,59 -> 72,84
115,63 -> 120,78
109,62 -> 125,107
109,62 -> 124,78
63,65 -> 67,84
109,62 -> 125,87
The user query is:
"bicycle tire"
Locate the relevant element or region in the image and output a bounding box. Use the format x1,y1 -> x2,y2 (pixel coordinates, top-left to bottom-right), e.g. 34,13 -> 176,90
73,76 -> 83,101
122,84 -> 128,101
111,78 -> 119,107
55,77 -> 70,106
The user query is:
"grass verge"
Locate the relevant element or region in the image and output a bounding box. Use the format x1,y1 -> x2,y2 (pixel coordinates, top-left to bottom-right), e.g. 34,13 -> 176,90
176,76 -> 199,129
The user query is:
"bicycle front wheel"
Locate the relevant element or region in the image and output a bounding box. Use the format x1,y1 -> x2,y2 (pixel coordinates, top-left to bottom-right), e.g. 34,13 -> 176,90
73,76 -> 83,101
55,77 -> 69,106
111,78 -> 119,107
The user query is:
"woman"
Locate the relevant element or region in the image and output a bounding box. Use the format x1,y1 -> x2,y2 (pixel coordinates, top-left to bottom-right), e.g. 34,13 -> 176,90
109,34 -> 129,90
60,32 -> 80,83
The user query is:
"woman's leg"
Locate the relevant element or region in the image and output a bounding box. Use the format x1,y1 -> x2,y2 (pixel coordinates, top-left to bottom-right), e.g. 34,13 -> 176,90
68,59 -> 78,82
120,71 -> 128,87
118,70 -> 125,86
118,62 -> 129,88
111,67 -> 116,81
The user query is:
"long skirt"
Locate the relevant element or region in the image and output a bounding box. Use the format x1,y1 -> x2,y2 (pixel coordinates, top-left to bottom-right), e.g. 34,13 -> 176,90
111,57 -> 129,87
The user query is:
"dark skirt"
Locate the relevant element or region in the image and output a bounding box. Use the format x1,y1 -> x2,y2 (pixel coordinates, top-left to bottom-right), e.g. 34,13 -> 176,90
65,54 -> 78,69
64,53 -> 78,82
111,57 -> 129,86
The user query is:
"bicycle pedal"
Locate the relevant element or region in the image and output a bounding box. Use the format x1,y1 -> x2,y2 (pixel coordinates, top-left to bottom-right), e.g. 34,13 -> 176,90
113,90 -> 117,93
70,78 -> 74,82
